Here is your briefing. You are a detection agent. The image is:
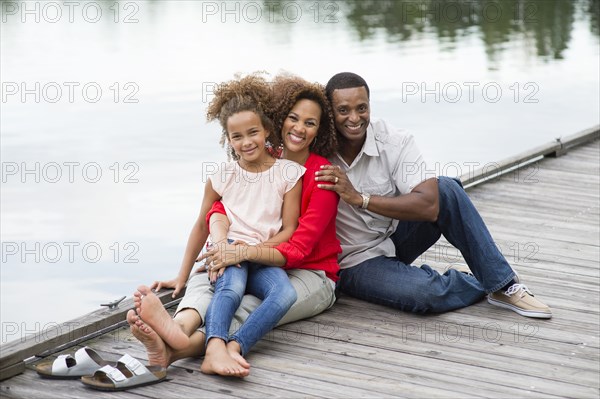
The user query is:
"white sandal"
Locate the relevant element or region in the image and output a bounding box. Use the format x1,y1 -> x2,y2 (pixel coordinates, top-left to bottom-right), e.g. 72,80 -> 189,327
81,354 -> 167,391
35,346 -> 110,379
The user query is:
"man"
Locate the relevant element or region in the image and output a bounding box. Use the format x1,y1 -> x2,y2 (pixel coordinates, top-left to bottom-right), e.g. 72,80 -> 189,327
315,72 -> 551,318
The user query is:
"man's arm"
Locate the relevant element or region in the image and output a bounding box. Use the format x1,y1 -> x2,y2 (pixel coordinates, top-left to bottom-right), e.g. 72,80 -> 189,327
316,166 -> 439,222
363,178 -> 439,221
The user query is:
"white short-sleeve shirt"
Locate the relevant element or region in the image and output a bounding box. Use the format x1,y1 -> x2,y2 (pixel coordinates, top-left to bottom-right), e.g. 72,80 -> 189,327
209,159 -> 305,245
330,119 -> 435,269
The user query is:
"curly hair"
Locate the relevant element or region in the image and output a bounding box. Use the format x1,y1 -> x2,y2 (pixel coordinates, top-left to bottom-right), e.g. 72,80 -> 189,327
206,74 -> 278,160
270,73 -> 337,158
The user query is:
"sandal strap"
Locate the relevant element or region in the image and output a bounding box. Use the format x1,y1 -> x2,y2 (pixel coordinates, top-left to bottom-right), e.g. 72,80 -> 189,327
50,346 -> 103,376
51,354 -> 74,374
118,354 -> 148,376
74,347 -> 103,370
96,365 -> 127,383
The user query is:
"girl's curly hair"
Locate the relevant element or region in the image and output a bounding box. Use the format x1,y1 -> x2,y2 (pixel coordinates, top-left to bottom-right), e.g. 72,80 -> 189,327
270,73 -> 337,158
206,74 -> 278,160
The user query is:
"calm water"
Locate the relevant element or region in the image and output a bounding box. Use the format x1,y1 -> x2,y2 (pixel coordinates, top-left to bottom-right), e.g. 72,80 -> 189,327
1,0 -> 599,343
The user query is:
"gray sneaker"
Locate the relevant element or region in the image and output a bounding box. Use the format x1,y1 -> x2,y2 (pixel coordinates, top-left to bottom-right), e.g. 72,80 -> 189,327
488,283 -> 552,319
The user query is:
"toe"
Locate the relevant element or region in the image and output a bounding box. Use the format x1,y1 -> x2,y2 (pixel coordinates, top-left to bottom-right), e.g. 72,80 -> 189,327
137,285 -> 151,295
126,309 -> 137,325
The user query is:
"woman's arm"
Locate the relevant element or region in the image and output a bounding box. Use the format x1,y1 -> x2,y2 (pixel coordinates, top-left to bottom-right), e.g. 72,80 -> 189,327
274,179 -> 338,268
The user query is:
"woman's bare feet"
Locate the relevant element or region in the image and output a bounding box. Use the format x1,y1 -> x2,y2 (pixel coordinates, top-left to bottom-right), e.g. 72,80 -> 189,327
226,340 -> 250,369
126,310 -> 171,368
201,339 -> 250,377
134,285 -> 189,350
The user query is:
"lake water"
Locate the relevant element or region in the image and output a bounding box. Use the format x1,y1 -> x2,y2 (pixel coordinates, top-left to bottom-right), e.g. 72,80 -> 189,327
1,0 -> 599,344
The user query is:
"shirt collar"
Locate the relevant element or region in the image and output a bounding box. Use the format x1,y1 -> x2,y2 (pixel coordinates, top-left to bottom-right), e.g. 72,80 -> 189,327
334,122 -> 380,168
362,122 -> 379,157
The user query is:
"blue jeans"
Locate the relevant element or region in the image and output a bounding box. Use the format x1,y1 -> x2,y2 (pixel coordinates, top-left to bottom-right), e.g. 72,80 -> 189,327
204,261 -> 297,355
337,177 -> 515,314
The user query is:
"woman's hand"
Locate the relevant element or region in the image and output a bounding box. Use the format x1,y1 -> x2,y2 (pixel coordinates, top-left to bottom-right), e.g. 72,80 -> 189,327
196,241 -> 248,283
150,277 -> 186,298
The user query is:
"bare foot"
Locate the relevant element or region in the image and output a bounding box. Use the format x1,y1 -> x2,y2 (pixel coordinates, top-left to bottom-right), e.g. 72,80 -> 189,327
134,285 -> 189,350
201,339 -> 250,377
127,310 -> 172,368
226,341 -> 250,369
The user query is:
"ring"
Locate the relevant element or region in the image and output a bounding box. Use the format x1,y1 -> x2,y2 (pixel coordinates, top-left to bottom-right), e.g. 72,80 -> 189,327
334,177 -> 339,184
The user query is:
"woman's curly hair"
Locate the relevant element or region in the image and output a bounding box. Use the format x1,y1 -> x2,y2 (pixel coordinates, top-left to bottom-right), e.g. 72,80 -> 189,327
206,74 -> 278,160
270,73 -> 337,158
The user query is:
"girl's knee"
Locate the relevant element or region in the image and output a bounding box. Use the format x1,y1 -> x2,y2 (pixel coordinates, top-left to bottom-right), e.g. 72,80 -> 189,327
279,283 -> 297,308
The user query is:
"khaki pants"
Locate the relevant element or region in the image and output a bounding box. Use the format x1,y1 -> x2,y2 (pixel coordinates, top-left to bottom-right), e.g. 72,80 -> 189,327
176,269 -> 336,332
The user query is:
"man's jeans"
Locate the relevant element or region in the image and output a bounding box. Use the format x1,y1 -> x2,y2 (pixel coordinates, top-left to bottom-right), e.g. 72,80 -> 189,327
337,176 -> 515,314
205,262 -> 297,355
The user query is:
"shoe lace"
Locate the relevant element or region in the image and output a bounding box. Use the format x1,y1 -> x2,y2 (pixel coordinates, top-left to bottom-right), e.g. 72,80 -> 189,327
505,283 -> 533,297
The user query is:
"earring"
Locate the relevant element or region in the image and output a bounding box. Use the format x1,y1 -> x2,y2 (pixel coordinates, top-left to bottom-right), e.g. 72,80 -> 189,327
310,136 -> 318,148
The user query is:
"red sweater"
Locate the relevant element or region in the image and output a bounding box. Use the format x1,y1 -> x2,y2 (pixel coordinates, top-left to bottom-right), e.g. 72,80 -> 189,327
206,153 -> 341,281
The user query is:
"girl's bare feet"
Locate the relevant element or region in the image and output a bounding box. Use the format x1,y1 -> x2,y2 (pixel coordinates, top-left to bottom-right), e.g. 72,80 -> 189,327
134,285 -> 189,350
226,340 -> 250,369
126,310 -> 172,368
201,339 -> 250,377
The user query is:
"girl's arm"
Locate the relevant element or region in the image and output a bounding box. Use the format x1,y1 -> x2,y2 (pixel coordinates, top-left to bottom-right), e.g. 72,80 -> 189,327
151,180 -> 221,297
262,179 -> 302,246
198,180 -> 302,269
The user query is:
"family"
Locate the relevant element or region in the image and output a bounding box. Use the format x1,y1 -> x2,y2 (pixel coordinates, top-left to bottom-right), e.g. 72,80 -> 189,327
128,71 -> 552,378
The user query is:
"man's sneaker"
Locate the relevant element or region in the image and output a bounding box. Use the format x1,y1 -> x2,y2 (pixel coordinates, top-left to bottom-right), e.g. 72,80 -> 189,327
488,283 -> 552,319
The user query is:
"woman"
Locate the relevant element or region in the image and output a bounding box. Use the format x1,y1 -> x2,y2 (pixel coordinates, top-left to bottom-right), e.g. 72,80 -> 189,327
128,73 -> 340,375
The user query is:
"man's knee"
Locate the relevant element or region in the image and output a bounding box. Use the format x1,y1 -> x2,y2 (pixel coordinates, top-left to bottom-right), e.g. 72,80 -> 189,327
437,176 -> 470,211
438,176 -> 464,193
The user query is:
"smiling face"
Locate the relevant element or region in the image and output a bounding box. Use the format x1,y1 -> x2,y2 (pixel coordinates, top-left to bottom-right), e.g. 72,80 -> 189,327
331,86 -> 370,144
281,99 -> 322,161
226,111 -> 270,166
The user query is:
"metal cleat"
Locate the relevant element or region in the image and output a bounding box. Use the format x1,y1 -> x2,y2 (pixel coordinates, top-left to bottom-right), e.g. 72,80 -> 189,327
100,296 -> 126,310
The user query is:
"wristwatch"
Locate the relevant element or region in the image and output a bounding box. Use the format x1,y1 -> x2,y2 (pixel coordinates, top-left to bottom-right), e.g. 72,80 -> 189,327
360,193 -> 371,209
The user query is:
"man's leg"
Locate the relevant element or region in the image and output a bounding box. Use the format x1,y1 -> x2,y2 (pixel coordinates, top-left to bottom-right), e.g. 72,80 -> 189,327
392,177 -> 515,293
391,177 -> 550,317
338,255 -> 485,313
431,177 -> 516,293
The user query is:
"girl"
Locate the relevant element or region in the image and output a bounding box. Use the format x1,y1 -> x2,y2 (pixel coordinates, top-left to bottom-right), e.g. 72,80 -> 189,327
131,75 -> 303,377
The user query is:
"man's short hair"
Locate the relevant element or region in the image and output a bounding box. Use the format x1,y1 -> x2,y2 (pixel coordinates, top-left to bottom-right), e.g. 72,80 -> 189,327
325,72 -> 370,102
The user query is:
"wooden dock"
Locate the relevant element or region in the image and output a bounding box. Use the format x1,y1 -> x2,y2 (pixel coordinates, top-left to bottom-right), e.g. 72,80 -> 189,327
1,130 -> 598,398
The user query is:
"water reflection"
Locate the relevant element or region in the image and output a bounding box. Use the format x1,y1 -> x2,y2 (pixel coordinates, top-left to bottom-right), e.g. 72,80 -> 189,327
333,0 -> 597,64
